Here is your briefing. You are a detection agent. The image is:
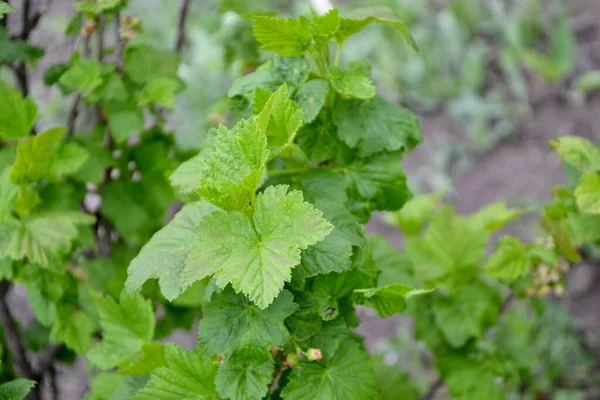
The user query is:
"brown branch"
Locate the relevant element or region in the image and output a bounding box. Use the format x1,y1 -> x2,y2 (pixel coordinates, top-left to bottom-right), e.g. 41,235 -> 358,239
22,0 -> 53,40
0,282 -> 41,400
175,0 -> 191,52
114,12 -> 124,71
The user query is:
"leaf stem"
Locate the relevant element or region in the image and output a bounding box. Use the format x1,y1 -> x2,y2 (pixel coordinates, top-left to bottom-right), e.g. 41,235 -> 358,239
175,0 -> 192,53
334,43 -> 342,68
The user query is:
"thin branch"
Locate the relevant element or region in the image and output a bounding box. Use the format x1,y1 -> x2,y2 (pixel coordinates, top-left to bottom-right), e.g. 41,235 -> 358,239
22,0 -> 54,40
421,377 -> 443,400
0,282 -> 41,400
66,93 -> 82,138
175,0 -> 191,52
114,12 -> 124,71
96,14 -> 105,62
20,0 -> 31,40
34,344 -> 63,379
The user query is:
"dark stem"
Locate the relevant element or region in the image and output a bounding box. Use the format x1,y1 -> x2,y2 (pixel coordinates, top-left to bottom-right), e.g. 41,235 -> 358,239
114,12 -> 124,71
421,377 -> 443,400
65,36 -> 90,138
1,0 -> 8,28
175,0 -> 191,52
20,0 -> 31,40
22,0 -> 53,40
0,282 -> 41,400
96,14 -> 105,62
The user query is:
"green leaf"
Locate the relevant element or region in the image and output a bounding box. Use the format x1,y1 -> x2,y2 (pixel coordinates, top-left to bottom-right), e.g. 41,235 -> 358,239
334,7 -> 418,50
50,308 -> 96,354
138,76 -> 181,111
405,205 -> 488,281
576,70 -> 600,94
296,116 -> 339,163
215,360 -> 273,400
134,344 -> 219,400
74,0 -> 122,15
125,201 -> 216,301
198,287 -> 297,362
253,16 -> 313,56
105,101 -> 145,143
0,167 -> 18,221
293,79 -> 329,123
0,211 -> 95,269
0,2 -> 16,17
169,153 -> 203,194
369,234 -> 414,287
354,283 -> 433,318
0,379 -> 36,400
0,80 -> 37,140
329,61 -> 375,99
281,339 -> 380,400
388,191 -> 443,236
59,59 -> 105,95
433,281 -> 501,348
0,27 -> 44,63
185,185 -> 333,308
551,136 -> 600,172
334,96 -> 421,156
195,120 -> 268,211
124,45 -> 180,85
575,172 -> 600,214
438,354 -> 503,400
263,85 -> 304,152
310,9 -> 341,39
87,293 -> 154,369
485,236 -> 530,281
469,202 -> 526,233
100,180 -> 148,237
11,127 -> 64,184
50,141 -> 90,177
119,342 -> 167,376
372,357 -> 419,400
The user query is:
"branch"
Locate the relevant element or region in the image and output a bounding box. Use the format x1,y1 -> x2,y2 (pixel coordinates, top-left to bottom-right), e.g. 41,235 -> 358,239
114,12 -> 124,71
175,0 -> 191,52
0,282 -> 41,400
22,0 -> 54,40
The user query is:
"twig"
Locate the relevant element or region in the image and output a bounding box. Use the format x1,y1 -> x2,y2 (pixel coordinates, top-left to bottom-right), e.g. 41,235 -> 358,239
0,282 -> 41,400
421,377 -> 443,400
96,14 -> 105,62
22,0 -> 54,40
175,0 -> 191,53
65,36 -> 90,138
20,0 -> 31,40
114,12 -> 124,71
35,344 -> 63,379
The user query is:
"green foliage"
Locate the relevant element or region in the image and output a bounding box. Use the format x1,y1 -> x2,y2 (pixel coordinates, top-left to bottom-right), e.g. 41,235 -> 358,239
0,2 -> 596,400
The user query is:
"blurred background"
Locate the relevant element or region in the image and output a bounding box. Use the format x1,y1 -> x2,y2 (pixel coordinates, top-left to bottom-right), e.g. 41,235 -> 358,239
3,0 -> 600,398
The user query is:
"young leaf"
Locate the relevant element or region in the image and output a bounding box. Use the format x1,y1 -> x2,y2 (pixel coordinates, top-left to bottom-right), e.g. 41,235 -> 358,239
293,79 -> 329,123
281,339 -> 380,400
195,120 -> 268,211
551,136 -> 600,172
59,59 -> 105,95
575,172 -> 600,214
119,342 -> 167,376
354,283 -> 434,318
0,2 -> 16,18
253,16 -> 313,56
138,76 -> 181,111
328,61 -> 375,99
485,236 -> 530,281
184,185 -> 333,308
0,379 -> 36,400
262,85 -> 304,152
197,287 -> 297,362
124,45 -> 180,85
388,191 -> 443,236
11,127 -> 65,184
215,360 -> 274,400
310,9 -> 341,39
50,308 -> 96,354
134,344 -> 218,400
0,80 -> 37,140
88,293 -> 155,369
125,201 -> 216,301
334,7 -> 418,50
50,141 -> 90,177
333,96 -> 422,156
105,101 -> 145,143
469,202 -> 526,233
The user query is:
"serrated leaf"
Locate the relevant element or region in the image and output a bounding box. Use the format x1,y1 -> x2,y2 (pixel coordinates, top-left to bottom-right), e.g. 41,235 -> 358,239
369,234 -> 414,287
50,141 -> 90,176
433,281 -> 501,348
88,293 -> 154,369
185,185 -> 333,308
0,80 -> 37,140
11,127 -> 64,184
138,76 -> 181,111
281,339 -> 380,400
405,205 -> 488,281
119,342 -> 167,376
74,0 -> 122,15
310,9 -> 340,38
253,16 -> 313,56
196,120 -> 268,211
329,61 -> 375,99
124,45 -> 179,85
469,202 -> 526,233
59,59 -> 105,95
334,7 -> 418,50
296,116 -> 339,163
198,287 -> 297,361
263,85 -> 304,152
551,136 -> 600,172
50,308 -> 96,354
334,96 -> 421,156
0,211 -> 95,269
485,236 -> 530,281
438,354 -> 503,400
354,283 -> 433,318
0,379 -> 36,400
0,167 -> 18,221
293,79 -> 329,123
575,172 -> 600,214
388,191 -> 443,236
272,55 -> 310,87
125,201 -> 216,300
0,2 -> 16,17
215,360 -> 273,400
134,344 -> 218,400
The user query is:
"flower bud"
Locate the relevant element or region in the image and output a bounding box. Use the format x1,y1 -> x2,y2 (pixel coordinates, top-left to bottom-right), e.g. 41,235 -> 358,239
305,348 -> 322,361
